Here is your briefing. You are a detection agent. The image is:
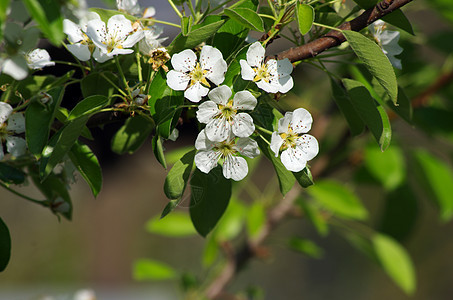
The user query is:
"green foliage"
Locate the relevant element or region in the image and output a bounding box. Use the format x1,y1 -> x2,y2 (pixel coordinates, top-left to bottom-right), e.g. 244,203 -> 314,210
0,217 -> 10,272
111,115 -> 155,155
23,0 -> 64,45
223,8 -> 264,32
0,162 -> 25,184
308,180 -> 368,220
146,212 -> 197,237
288,237 -> 324,259
296,3 -> 314,35
364,145 -> 405,191
164,149 -> 196,200
133,259 -> 177,281
189,167 -> 232,237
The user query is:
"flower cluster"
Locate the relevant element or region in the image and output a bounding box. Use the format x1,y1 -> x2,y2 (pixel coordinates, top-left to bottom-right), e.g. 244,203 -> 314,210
369,20 -> 403,69
0,102 -> 27,160
166,42 -> 318,180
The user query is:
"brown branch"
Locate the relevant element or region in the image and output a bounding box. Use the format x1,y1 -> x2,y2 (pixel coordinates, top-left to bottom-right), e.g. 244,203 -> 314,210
411,71 -> 453,108
274,0 -> 414,63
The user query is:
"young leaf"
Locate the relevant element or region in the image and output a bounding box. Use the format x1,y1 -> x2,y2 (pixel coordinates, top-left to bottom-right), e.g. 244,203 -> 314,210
257,138 -> 295,196
413,149 -> 453,222
0,162 -> 25,185
288,237 -> 324,259
330,79 -> 365,136
111,115 -> 155,155
213,198 -> 246,241
68,142 -> 102,198
145,212 -> 197,237
189,167 -> 232,237
307,180 -> 368,220
133,259 -> 177,281
26,86 -> 64,155
23,0 -> 64,45
223,7 -> 264,32
296,3 -> 314,35
342,79 -> 392,151
246,202 -> 266,239
152,134 -> 167,169
296,198 -> 329,236
67,95 -> 109,120
293,167 -> 314,188
81,72 -> 117,98
0,217 -> 11,272
372,234 -> 416,295
364,145 -> 405,191
343,30 -> 398,105
181,16 -> 192,36
164,149 -> 196,200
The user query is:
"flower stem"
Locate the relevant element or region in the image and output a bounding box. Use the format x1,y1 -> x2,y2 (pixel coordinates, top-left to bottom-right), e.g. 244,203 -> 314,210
145,70 -> 156,95
147,19 -> 181,28
114,56 -> 132,99
0,181 -> 46,205
258,133 -> 271,145
100,72 -> 127,97
53,60 -> 90,71
136,50 -> 143,83
312,22 -> 343,32
167,0 -> 183,19
256,125 -> 274,135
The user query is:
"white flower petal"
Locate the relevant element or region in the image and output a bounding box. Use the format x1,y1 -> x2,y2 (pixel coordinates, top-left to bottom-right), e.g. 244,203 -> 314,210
195,129 -> 215,151
270,132 -> 284,157
63,19 -> 84,43
26,49 -> 54,69
184,82 -> 209,103
86,19 -> 107,52
0,102 -> 13,125
122,30 -> 144,48
234,137 -> 260,158
205,57 -> 227,86
6,113 -> 25,133
2,56 -> 29,80
291,108 -> 313,134
197,101 -> 219,124
79,12 -> 101,31
387,55 -> 402,70
92,48 -> 112,63
232,113 -> 255,138
205,116 -> 230,142
171,49 -> 196,73
208,85 -> 231,105
5,136 -> 27,158
278,75 -> 294,93
168,128 -> 179,141
143,6 -> 156,18
107,14 -> 133,42
195,150 -> 220,174
278,112 -> 292,133
280,147 -> 307,172
232,90 -> 257,111
240,59 -> 255,81
109,47 -> 134,56
256,79 -> 279,93
67,43 -> 91,61
166,70 -> 190,91
295,134 -> 319,162
222,155 -> 248,181
246,42 -> 265,67
200,45 -> 223,69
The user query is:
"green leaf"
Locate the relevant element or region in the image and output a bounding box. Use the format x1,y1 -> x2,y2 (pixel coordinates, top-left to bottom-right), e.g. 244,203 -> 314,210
90,8 -> 135,22
297,198 -> 329,236
296,3 -> 314,35
288,237 -> 324,259
25,87 -> 64,156
39,96 -> 108,179
111,115 -> 155,155
246,202 -> 266,238
133,259 -> 177,281
330,79 -> 365,136
372,234 -> 416,295
0,162 -> 25,185
293,167 -> 314,188
223,7 -> 264,32
364,145 -> 405,190
68,142 -> 102,197
164,149 -> 196,200
0,0 -> 10,40
343,30 -> 398,104
0,217 -> 11,272
181,16 -> 192,36
145,212 -> 197,237
189,167 -> 232,237
307,180 -> 368,220
257,138 -> 295,196
169,18 -> 226,54
342,79 -> 392,151
413,150 -> 453,222
213,198 -> 246,241
152,134 -> 167,169
23,0 -> 64,45
81,72 -> 117,99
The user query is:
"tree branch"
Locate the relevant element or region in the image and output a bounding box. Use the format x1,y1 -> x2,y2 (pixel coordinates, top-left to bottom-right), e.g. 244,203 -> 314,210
274,0 -> 414,62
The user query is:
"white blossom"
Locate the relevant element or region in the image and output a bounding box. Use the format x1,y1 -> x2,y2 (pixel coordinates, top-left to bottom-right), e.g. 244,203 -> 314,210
86,14 -> 144,58
117,0 -> 141,15
270,108 -> 318,172
197,85 -> 256,142
138,25 -> 167,56
0,102 -> 27,160
0,56 -> 29,80
166,45 -> 227,102
240,42 -> 293,93
26,48 -> 55,69
369,20 -> 403,69
73,289 -> 96,300
63,12 -> 109,62
195,129 -> 260,181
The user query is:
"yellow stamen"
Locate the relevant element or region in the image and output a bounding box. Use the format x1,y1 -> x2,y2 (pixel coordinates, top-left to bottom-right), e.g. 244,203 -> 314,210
189,63 -> 210,87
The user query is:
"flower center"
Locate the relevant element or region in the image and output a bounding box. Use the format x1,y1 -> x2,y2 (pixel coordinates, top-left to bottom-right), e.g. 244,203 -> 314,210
214,139 -> 237,158
218,99 -> 237,121
189,63 -> 210,87
279,127 -> 299,151
253,63 -> 270,83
